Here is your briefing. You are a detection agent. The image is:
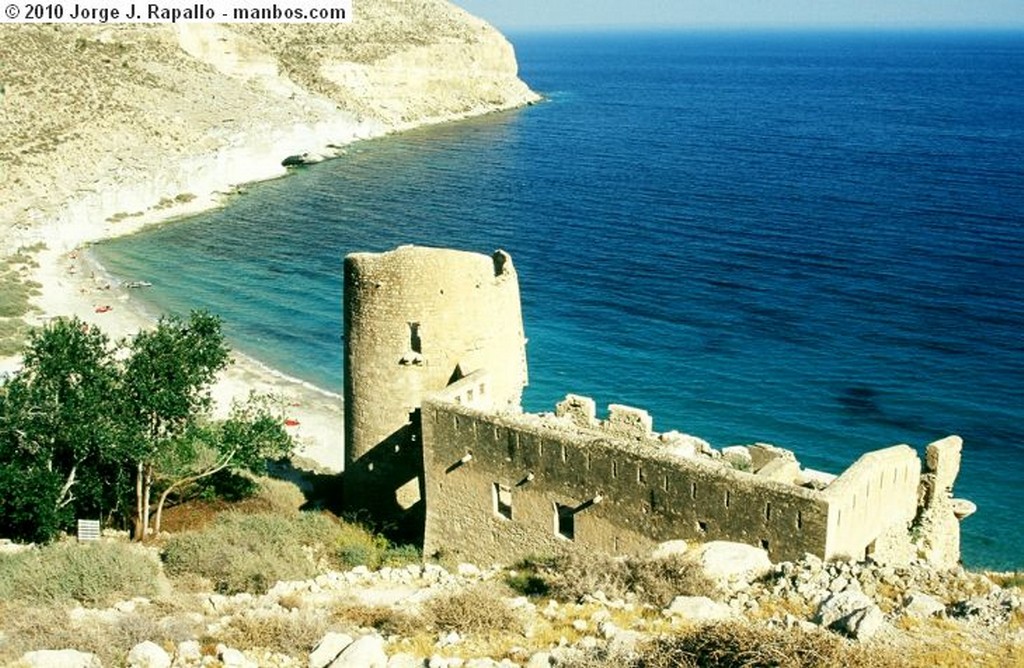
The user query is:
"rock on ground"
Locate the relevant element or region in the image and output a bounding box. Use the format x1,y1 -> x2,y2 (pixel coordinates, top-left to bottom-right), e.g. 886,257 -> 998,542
664,596 -> 736,622
816,590 -> 885,640
309,632 -> 354,668
697,541 -> 772,585
127,641 -> 171,668
20,649 -> 103,668
328,634 -> 387,668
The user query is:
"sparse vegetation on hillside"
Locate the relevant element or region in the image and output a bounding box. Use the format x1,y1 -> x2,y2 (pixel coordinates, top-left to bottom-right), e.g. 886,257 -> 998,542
0,541 -> 160,606
0,245 -> 43,356
508,552 -> 718,607
630,622 -> 881,668
162,509 -> 419,594
425,583 -> 523,636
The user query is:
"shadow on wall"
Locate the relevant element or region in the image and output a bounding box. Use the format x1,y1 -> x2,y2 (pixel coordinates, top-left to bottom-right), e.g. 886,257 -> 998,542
339,412 -> 427,545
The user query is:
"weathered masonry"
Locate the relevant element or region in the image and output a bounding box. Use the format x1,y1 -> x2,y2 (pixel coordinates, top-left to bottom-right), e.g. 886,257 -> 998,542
343,246 -> 527,526
344,245 -> 972,566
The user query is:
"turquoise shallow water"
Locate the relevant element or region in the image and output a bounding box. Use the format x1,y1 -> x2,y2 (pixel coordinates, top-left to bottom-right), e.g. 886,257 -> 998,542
95,31 -> 1024,569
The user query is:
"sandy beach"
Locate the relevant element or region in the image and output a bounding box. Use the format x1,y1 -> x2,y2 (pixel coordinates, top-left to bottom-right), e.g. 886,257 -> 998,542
0,14 -> 539,473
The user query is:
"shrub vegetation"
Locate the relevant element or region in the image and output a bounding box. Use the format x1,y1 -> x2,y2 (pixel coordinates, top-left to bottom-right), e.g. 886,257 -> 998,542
633,622 -> 879,668
508,553 -> 717,607
162,510 -> 420,594
0,541 -> 160,606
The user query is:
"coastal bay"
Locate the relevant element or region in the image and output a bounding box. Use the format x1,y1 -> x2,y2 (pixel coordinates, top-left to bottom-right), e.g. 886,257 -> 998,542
97,31 -> 1024,570
0,5 -> 540,471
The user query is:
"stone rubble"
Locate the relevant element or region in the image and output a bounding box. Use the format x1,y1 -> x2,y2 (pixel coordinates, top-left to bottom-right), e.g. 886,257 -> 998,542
12,546 -> 1024,667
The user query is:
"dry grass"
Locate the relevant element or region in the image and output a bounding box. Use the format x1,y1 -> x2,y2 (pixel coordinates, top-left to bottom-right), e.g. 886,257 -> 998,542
0,600 -> 200,666
162,511 -> 336,594
217,611 -> 330,657
989,572 -> 1024,590
333,602 -> 422,637
634,621 -> 891,668
0,541 -> 161,606
424,583 -> 522,636
903,638 -> 1024,668
510,553 -> 718,608
0,245 -> 44,356
383,584 -> 528,661
747,594 -> 815,622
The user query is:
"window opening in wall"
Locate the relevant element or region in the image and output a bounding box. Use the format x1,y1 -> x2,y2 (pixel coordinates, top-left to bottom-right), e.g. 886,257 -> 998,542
796,511 -> 803,530
690,482 -> 697,500
725,490 -> 731,508
697,520 -> 708,533
555,503 -> 575,540
479,383 -> 486,396
612,461 -> 618,478
764,502 -> 772,521
408,322 -> 422,354
396,477 -> 422,510
760,539 -> 770,551
586,453 -> 592,470
494,483 -> 513,520
662,475 -> 669,492
561,444 -> 567,463
637,466 -> 645,484
467,388 -> 474,402
613,536 -> 620,551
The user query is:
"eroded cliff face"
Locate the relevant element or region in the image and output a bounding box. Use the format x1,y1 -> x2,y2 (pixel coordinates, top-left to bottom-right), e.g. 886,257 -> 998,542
0,1 -> 539,248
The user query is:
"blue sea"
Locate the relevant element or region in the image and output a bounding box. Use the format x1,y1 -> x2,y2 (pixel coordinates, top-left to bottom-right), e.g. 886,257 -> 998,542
94,31 -> 1024,570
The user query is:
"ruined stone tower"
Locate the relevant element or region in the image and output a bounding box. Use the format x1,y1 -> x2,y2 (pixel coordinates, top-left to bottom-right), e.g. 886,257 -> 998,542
343,245 -> 528,529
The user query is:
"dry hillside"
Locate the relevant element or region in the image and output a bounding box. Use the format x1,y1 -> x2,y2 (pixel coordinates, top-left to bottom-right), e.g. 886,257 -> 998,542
0,2 -> 538,247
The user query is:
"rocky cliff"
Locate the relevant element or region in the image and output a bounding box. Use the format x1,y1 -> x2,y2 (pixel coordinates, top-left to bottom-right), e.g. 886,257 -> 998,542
0,1 -> 539,250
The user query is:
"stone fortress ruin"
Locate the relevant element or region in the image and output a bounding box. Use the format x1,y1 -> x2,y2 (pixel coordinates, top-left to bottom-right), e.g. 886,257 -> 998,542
342,245 -> 974,568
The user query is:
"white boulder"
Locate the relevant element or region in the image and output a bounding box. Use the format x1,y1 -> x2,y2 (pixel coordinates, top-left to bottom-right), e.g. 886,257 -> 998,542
21,650 -> 102,668
697,541 -> 772,584
126,641 -> 170,668
329,634 -> 387,668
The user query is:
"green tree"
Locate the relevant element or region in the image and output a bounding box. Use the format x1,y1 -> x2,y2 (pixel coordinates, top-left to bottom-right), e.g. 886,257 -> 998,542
119,311 -> 230,540
0,311 -> 293,543
0,318 -> 123,539
152,393 -> 293,534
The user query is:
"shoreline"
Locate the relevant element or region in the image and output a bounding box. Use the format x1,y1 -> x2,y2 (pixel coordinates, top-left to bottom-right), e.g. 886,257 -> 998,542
2,98 -> 538,475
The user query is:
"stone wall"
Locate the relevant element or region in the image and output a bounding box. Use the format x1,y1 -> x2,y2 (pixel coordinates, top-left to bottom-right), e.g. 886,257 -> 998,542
822,446 -> 921,561
343,245 -> 968,567
422,381 -> 832,565
343,246 -> 528,524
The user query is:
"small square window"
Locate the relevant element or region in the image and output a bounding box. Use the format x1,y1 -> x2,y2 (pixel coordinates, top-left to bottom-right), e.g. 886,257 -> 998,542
494,483 -> 513,520
555,503 -> 575,540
